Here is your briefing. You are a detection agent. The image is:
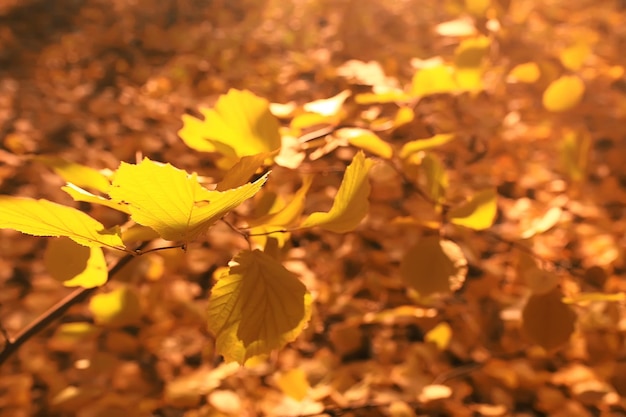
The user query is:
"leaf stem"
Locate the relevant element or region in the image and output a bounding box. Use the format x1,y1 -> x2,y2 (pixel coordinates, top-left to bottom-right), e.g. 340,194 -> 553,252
0,242 -> 149,367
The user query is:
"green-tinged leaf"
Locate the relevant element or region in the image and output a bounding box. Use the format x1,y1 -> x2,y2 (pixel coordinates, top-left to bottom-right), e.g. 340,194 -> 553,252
62,183 -> 131,214
447,189 -> 497,230
400,134 -> 456,159
207,250 -> 312,364
411,65 -> 458,97
400,237 -> 467,297
0,196 -> 126,250
178,89 -> 281,158
36,156 -> 111,193
89,286 -> 142,328
336,128 -> 393,159
561,129 -> 590,182
454,36 -> 490,92
522,288 -> 576,350
108,158 -> 268,242
300,151 -> 374,233
216,152 -> 274,191
44,237 -> 108,288
542,75 -> 585,112
422,153 -> 448,205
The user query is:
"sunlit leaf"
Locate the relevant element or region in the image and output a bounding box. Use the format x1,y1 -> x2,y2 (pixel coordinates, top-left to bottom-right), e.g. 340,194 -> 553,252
207,249 -> 312,364
411,65 -> 458,97
561,128 -> 590,182
44,237 -> 108,288
109,158 -> 268,242
0,196 -> 126,250
89,286 -> 142,328
542,75 -> 585,112
435,17 -> 477,37
425,322 -> 452,350
507,62 -> 541,83
447,189 -> 497,230
290,112 -> 338,131
62,183 -> 131,214
216,152 -> 275,191
335,128 -> 393,159
464,0 -> 491,16
178,89 -> 281,158
36,156 -> 111,193
249,176 -> 313,247
522,288 -> 576,350
560,43 -> 591,71
422,153 -> 448,205
394,107 -> 415,127
354,89 -> 413,104
454,36 -> 490,92
520,206 -> 562,239
303,90 -> 351,116
400,134 -> 456,159
120,224 -> 161,244
300,151 -> 374,233
400,237 -> 467,297
276,369 -> 310,401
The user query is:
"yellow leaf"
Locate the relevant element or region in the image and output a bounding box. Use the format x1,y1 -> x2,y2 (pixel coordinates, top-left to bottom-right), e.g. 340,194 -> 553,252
400,134 -> 456,159
36,156 -> 111,193
120,224 -> 161,244
422,153 -> 448,205
425,322 -> 452,350
561,129 -> 590,182
109,158 -> 268,242
411,65 -> 458,97
207,250 -> 312,364
542,75 -> 585,112
447,189 -> 497,230
178,89 -> 281,158
300,151 -> 374,233
216,152 -> 275,191
560,43 -> 590,71
465,0 -> 491,16
62,183 -> 131,214
290,112 -> 337,131
44,237 -> 108,288
89,286 -> 142,328
400,237 -> 467,297
454,36 -> 490,92
336,128 -> 393,159
394,107 -> 415,127
563,292 -> 626,305
522,288 -> 576,351
0,196 -> 126,250
507,62 -> 541,83
276,369 -> 310,401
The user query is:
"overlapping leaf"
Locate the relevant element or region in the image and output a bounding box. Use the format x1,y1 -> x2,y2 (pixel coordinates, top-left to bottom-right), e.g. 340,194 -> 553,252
178,89 -> 281,158
109,158 -> 268,242
207,250 -> 312,364
36,156 -> 111,193
44,237 -> 108,288
0,196 -> 126,250
447,189 -> 497,230
300,151 -> 374,233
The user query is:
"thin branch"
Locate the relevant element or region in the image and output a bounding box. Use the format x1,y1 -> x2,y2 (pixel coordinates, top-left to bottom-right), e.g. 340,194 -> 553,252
0,242 -> 149,367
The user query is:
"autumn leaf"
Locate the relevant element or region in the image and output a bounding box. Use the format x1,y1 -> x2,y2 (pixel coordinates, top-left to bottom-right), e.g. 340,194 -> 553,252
216,151 -> 275,191
411,64 -> 458,97
44,237 -> 108,288
207,250 -> 312,364
422,153 -> 448,205
62,183 -> 131,214
447,189 -> 497,230
178,89 -> 282,158
522,288 -> 576,350
300,151 -> 374,233
89,286 -> 142,328
335,127 -> 393,159
36,156 -> 111,193
400,134 -> 456,159
108,158 -> 268,242
400,237 -> 467,297
0,196 -> 126,250
542,75 -> 585,112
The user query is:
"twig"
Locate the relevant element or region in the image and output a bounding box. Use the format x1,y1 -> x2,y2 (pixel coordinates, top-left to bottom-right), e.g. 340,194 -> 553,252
0,242 -> 149,367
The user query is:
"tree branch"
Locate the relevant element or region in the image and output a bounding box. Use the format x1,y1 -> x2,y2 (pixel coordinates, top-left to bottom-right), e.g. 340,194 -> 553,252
0,242 -> 148,367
